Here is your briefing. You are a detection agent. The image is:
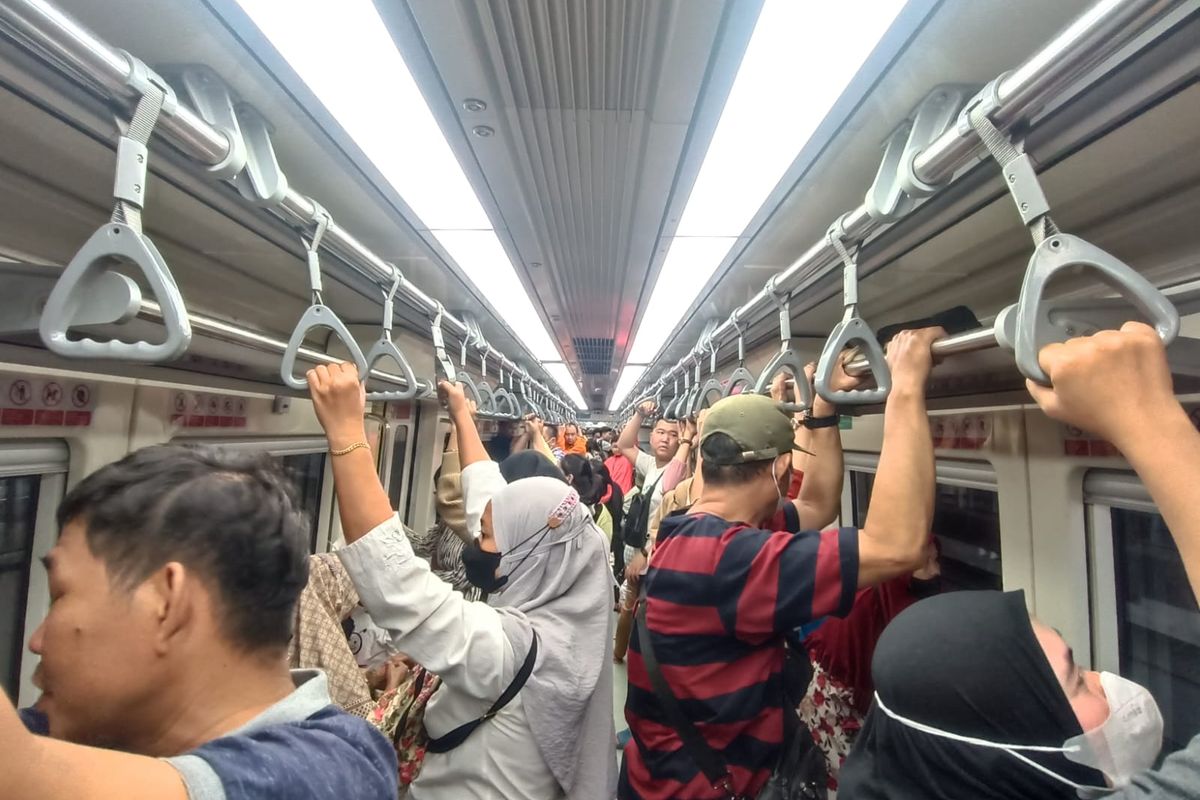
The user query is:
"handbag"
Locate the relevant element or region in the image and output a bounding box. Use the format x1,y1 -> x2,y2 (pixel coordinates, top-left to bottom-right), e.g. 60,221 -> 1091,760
636,602 -> 827,800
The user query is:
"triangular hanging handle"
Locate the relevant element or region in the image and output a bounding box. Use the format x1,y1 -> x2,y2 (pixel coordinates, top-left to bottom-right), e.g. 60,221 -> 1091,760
363,336 -> 420,402
1014,233 -> 1179,386
752,348 -> 814,412
475,380 -> 498,416
280,304 -> 369,390
815,316 -> 891,405
722,366 -> 757,398
693,379 -> 725,416
40,223 -> 193,362
493,387 -> 519,419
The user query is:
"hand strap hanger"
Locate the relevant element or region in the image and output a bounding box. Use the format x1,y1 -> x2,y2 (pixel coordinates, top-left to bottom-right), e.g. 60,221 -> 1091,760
41,52 -> 193,363
815,215 -> 891,405
429,304 -> 481,408
722,310 -> 755,397
364,266 -> 420,402
694,336 -> 724,415
752,278 -> 814,410
281,202 -> 369,390
964,79 -> 1178,386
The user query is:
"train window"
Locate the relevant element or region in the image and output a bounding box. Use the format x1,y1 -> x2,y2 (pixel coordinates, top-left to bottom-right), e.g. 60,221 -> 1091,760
1086,471 -> 1200,753
0,475 -> 42,699
386,424 -> 410,513
279,452 -> 327,553
847,455 -> 1002,592
0,441 -> 69,704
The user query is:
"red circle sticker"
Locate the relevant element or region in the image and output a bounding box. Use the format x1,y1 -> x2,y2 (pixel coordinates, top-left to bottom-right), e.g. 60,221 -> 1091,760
42,382 -> 63,407
9,380 -> 31,406
173,393 -> 187,413
71,384 -> 91,408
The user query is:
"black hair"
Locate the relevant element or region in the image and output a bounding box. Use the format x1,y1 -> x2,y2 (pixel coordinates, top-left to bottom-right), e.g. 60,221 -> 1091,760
57,444 -> 309,654
559,453 -> 605,506
700,432 -> 774,487
585,439 -> 604,458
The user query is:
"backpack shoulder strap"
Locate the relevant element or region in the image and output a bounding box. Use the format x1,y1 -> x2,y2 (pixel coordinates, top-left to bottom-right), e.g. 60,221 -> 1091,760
425,633 -> 539,753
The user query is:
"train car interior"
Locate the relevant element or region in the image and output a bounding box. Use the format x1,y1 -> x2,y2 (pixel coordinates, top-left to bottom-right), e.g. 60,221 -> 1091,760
0,0 -> 1198,797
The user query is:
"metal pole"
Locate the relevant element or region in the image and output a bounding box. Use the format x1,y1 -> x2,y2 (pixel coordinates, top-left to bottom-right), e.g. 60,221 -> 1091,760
0,0 -> 569,408
623,0 -> 1177,410
842,326 -> 999,377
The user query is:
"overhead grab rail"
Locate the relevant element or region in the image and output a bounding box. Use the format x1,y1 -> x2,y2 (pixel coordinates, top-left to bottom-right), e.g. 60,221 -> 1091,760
0,0 -> 570,409
40,51 -> 193,363
816,216 -> 891,404
617,0 -> 1182,414
963,77 -> 1179,385
280,203 -> 368,390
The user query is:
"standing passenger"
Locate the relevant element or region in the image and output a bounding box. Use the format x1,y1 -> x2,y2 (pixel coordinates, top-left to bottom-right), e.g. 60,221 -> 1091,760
307,364 -> 617,799
1,445 -> 398,799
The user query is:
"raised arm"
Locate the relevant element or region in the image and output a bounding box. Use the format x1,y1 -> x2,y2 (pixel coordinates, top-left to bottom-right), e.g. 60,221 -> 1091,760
855,328 -> 942,588
793,359 -> 855,531
442,382 -> 489,469
524,416 -> 558,464
617,401 -> 654,464
1029,322 -> 1200,601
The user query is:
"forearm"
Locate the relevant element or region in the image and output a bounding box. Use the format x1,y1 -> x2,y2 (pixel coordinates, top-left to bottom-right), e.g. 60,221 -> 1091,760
617,412 -> 644,460
326,425 -> 394,544
529,429 -> 556,462
1121,408 -> 1200,602
861,390 -> 934,574
795,398 -> 844,529
451,406 -> 490,468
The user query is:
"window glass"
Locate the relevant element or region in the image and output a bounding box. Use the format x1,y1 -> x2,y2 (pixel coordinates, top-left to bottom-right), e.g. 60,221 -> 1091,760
387,425 -> 410,512
850,470 -> 1002,592
1109,507 -> 1200,753
279,452 -> 327,553
0,475 -> 41,699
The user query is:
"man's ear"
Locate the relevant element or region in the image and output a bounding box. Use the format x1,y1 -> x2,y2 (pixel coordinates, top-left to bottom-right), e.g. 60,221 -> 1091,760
140,562 -> 195,655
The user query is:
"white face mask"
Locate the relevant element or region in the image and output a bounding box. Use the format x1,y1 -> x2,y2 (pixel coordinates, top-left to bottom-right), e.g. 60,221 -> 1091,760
874,672 -> 1163,798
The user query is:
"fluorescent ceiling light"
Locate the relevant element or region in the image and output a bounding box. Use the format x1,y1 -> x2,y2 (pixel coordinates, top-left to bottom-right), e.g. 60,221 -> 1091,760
609,364 -> 648,412
627,236 -> 736,364
232,0 -> 566,371
542,362 -> 588,410
621,0 -> 908,381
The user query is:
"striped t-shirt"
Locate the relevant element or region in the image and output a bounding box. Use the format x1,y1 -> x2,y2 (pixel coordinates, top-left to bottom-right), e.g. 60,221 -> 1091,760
619,508 -> 859,799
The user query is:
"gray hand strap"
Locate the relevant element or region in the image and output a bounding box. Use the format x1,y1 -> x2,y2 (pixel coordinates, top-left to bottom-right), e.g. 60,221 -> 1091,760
815,219 -> 891,405
364,267 -> 420,402
41,54 -> 192,362
280,205 -> 369,390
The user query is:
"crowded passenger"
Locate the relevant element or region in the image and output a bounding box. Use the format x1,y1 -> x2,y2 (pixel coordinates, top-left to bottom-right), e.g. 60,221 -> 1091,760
558,422 -> 588,456
619,328 -> 942,799
561,453 -> 614,543
839,322 -> 1200,800
2,445 -> 398,799
306,363 -> 617,799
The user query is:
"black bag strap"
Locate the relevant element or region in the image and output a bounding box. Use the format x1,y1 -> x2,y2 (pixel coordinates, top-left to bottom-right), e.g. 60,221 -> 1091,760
425,633 -> 538,753
636,601 -> 737,798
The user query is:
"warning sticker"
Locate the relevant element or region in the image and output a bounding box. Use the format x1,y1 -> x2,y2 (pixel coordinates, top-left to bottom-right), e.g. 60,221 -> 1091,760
170,391 -> 250,430
0,377 -> 96,427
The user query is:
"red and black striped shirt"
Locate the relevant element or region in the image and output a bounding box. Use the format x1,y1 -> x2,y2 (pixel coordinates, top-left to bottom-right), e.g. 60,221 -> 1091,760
619,506 -> 859,799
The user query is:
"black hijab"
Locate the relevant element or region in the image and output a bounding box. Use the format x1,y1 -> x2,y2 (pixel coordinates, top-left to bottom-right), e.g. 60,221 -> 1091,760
499,450 -> 565,483
839,590 -> 1105,800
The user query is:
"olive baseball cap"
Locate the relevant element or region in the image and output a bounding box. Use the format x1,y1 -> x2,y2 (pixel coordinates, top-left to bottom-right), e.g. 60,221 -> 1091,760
699,394 -> 802,465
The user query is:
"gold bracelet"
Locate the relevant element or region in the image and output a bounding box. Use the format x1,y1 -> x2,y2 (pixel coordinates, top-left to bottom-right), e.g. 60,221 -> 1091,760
331,441 -> 370,457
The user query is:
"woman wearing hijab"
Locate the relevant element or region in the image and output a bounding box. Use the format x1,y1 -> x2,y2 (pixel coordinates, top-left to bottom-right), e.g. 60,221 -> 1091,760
306,363 -> 617,800
842,323 -> 1200,800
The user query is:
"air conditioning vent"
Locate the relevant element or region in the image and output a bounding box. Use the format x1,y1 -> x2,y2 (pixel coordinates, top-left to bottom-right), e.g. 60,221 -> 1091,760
572,337 -> 614,376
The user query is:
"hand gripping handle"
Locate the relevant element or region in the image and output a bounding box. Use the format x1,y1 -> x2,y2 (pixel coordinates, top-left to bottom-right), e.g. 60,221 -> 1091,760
40,223 -> 193,362
752,349 -> 815,411
815,316 -> 892,405
1014,233 -> 1180,386
280,305 -> 369,390
363,336 -> 420,402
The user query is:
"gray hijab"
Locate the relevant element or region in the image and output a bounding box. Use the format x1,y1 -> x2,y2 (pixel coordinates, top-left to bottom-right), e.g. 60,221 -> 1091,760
479,468 -> 618,798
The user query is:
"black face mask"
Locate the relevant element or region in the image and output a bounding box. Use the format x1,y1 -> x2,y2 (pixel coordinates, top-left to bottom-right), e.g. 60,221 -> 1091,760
462,539 -> 507,593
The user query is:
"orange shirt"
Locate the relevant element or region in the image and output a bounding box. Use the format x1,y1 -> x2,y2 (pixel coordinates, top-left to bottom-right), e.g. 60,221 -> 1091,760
556,434 -> 587,456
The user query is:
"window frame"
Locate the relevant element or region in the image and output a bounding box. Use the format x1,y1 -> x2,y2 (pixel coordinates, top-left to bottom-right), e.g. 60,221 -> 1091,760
0,441 -> 70,707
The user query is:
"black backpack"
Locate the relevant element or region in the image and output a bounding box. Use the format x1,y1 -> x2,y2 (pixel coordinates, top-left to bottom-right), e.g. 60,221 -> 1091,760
622,472 -> 662,550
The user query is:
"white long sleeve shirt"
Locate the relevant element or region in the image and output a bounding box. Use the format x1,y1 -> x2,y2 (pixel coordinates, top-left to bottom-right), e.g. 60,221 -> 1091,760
338,515 -> 564,800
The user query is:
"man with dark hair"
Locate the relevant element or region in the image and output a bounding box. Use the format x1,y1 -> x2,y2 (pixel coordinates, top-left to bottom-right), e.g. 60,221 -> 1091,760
0,444 -> 397,799
619,328 -> 943,799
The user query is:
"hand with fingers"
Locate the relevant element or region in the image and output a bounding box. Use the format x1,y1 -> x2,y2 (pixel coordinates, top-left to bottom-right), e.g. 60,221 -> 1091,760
884,327 -> 946,396
438,380 -> 477,419
770,371 -> 788,403
637,400 -> 657,419
306,363 -> 367,449
1026,321 -> 1176,450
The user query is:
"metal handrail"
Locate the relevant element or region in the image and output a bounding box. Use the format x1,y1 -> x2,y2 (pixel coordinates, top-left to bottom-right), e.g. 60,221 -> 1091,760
617,0 -> 1181,413
0,0 -> 571,410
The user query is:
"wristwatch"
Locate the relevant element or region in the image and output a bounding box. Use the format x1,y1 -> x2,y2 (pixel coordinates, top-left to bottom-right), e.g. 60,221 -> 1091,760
803,412 -> 841,430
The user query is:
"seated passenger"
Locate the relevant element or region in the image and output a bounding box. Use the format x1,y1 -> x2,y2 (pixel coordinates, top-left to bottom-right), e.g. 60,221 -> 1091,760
620,328 -> 944,799
839,323 -> 1200,800
306,364 -> 617,799
0,444 -> 397,800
